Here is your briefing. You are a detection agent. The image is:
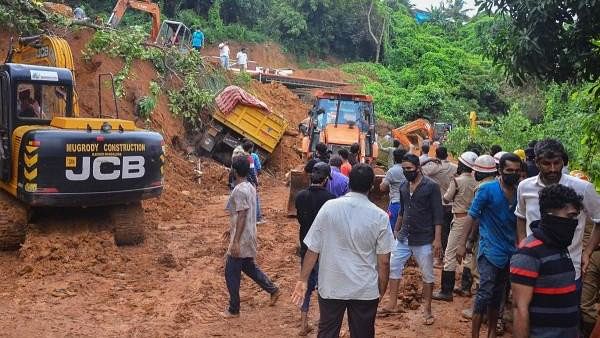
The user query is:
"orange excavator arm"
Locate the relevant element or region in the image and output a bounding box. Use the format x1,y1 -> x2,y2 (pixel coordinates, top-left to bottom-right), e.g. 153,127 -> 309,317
108,0 -> 161,41
391,118 -> 434,148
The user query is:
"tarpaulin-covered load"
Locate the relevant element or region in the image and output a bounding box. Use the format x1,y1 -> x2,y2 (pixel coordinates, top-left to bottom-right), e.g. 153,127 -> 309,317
215,85 -> 271,115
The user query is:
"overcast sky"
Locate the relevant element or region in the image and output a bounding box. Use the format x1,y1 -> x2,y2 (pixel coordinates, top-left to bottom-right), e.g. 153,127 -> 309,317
411,0 -> 478,15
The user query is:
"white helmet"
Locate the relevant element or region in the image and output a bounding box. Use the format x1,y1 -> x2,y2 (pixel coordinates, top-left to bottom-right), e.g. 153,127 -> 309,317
473,155 -> 497,173
458,151 -> 478,169
493,151 -> 508,164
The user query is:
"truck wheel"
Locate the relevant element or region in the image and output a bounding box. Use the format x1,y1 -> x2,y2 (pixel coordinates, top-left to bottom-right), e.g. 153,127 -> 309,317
111,202 -> 145,246
0,191 -> 27,251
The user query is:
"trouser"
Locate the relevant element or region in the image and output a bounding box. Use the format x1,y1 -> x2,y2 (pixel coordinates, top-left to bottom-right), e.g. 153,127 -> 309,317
387,202 -> 401,231
317,296 -> 379,338
220,55 -> 230,69
300,254 -> 318,313
473,255 -> 508,315
443,216 -> 472,271
582,250 -> 600,326
225,255 -> 278,314
441,206 -> 453,253
256,192 -> 262,221
470,234 -> 480,288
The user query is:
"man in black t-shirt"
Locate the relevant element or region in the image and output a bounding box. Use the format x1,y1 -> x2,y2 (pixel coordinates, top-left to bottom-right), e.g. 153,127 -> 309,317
294,162 -> 335,336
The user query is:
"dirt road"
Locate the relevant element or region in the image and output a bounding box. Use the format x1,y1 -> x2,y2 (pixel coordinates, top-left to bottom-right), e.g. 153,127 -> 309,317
0,173 -> 497,337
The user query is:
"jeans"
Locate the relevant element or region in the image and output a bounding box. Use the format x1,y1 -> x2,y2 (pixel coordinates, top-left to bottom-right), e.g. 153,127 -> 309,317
387,202 -> 401,231
390,238 -> 435,283
220,55 -> 230,69
256,193 -> 262,221
225,255 -> 278,314
473,254 -> 508,315
317,296 -> 379,338
300,255 -> 318,312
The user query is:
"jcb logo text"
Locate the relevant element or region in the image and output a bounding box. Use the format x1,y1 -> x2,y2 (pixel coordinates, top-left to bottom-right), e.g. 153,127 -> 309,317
65,156 -> 145,181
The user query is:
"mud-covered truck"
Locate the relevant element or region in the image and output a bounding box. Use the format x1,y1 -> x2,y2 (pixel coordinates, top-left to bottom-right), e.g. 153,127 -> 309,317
0,63 -> 165,249
197,86 -> 288,166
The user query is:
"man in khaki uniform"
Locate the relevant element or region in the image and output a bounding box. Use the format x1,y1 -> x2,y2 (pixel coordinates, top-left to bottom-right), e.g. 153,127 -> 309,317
422,146 -> 458,266
433,151 -> 478,301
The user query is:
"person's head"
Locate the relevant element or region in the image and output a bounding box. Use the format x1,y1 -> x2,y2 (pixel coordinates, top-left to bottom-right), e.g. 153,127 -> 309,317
315,142 -> 328,155
490,145 -> 502,156
311,162 -> 331,185
241,48 -> 247,53
538,184 -> 583,247
304,159 -> 319,174
498,153 -> 522,187
393,139 -> 401,148
18,89 -> 31,103
242,140 -> 253,152
401,154 -> 421,182
393,148 -> 407,164
421,144 -> 430,155
534,139 -> 566,184
525,147 -> 535,160
473,154 -> 497,181
231,155 -> 250,179
338,148 -> 350,161
435,146 -> 448,160
329,155 -> 343,169
348,164 -> 374,194
350,143 -> 360,155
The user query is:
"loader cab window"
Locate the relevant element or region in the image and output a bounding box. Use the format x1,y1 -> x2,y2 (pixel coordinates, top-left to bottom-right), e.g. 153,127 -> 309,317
316,99 -> 371,131
17,83 -> 69,120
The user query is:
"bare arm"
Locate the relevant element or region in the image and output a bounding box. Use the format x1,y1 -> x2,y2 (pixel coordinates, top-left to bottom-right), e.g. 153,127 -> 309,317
377,253 -> 391,299
517,217 -> 527,243
583,222 -> 600,273
512,283 -> 534,338
230,209 -> 247,257
291,250 -> 319,307
380,180 -> 389,193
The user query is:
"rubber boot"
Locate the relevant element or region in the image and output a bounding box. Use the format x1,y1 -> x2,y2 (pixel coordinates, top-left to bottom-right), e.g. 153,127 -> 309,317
432,270 -> 455,301
455,267 -> 473,296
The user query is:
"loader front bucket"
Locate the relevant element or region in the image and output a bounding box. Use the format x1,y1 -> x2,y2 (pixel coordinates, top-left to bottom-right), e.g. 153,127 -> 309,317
287,169 -> 310,217
369,175 -> 389,211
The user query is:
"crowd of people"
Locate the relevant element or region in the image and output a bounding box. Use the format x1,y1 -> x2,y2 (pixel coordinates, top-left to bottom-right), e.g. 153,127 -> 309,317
223,137 -> 600,338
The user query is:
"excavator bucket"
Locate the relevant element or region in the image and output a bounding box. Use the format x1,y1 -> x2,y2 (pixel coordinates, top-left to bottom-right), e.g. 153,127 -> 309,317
287,169 -> 310,217
369,175 -> 389,211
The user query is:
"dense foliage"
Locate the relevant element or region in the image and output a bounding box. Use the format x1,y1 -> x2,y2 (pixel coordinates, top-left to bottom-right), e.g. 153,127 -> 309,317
475,0 -> 600,84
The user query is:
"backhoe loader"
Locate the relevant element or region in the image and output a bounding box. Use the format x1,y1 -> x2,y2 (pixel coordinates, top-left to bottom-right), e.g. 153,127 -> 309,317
0,35 -> 165,250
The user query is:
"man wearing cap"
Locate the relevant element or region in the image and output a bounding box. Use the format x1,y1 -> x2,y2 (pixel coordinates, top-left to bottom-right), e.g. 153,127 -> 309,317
433,151 -> 478,301
292,164 -> 394,338
456,153 -> 523,338
294,162 -> 335,336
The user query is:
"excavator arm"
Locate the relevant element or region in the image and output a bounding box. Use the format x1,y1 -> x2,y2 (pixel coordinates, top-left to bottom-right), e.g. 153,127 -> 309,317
108,0 -> 161,41
391,118 -> 435,153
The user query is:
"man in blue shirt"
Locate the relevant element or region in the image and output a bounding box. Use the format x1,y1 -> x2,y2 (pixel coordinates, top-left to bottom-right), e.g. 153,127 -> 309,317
456,153 -> 523,338
191,29 -> 205,51
327,155 -> 349,198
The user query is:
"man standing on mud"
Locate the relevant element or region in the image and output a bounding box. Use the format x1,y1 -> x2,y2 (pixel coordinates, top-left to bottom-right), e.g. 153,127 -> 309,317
294,162 -> 335,336
292,164 -> 394,338
222,156 -> 280,318
381,154 -> 443,325
456,153 -> 522,338
380,148 -> 407,230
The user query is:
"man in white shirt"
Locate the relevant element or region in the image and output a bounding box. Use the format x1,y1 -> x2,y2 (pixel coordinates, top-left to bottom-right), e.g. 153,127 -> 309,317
219,42 -> 230,70
515,139 -> 600,293
236,48 -> 248,72
291,164 -> 395,338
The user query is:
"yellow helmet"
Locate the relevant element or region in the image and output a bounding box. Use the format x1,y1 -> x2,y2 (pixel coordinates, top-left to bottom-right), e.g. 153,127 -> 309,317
513,149 -> 526,161
570,170 -> 589,181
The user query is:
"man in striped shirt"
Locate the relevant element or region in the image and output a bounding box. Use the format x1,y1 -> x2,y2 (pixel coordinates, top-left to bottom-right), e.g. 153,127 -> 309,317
510,184 -> 584,338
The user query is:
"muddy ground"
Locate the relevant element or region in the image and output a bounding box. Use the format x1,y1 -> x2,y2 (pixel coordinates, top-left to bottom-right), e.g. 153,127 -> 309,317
0,177 -> 498,338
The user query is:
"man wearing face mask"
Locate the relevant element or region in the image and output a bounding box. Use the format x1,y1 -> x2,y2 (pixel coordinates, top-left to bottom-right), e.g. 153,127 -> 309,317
510,184 -> 584,338
382,154 -> 443,325
456,153 -> 522,338
515,139 -> 600,314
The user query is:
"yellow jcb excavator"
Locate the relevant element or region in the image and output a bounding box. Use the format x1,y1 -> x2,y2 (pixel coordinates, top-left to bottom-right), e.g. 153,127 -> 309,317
0,34 -> 165,250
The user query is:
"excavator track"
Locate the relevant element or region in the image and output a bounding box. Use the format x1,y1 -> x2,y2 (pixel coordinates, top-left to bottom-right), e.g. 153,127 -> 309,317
0,190 -> 27,251
111,202 -> 145,246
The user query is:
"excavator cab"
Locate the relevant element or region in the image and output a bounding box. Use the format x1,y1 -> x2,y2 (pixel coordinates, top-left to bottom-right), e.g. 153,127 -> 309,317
156,20 -> 192,51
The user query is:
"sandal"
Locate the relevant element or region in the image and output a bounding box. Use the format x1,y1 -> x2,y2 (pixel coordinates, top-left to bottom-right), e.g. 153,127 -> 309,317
298,325 -> 314,336
423,314 -> 435,325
